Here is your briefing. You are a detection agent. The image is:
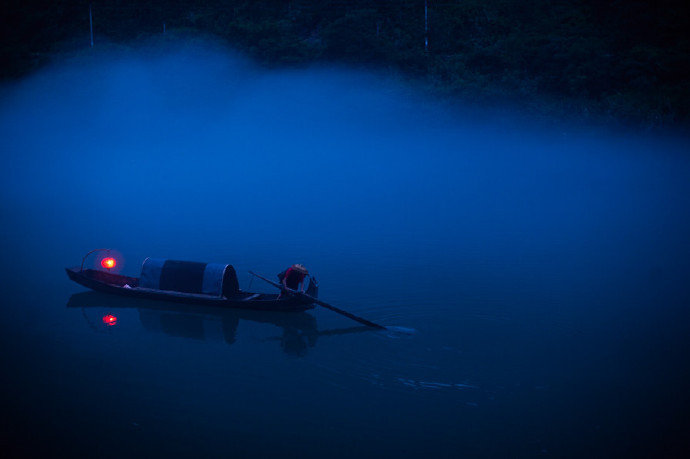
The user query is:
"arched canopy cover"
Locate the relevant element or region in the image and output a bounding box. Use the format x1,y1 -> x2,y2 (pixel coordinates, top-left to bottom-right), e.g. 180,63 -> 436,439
139,258 -> 239,297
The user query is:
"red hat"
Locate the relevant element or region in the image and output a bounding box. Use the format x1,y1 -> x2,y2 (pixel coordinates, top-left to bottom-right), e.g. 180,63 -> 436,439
291,264 -> 308,274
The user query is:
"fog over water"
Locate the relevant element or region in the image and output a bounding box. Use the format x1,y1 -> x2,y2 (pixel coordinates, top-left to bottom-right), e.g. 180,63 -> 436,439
1,40 -> 689,456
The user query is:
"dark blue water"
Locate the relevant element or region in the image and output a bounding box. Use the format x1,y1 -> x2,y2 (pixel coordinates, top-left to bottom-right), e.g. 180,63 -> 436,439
2,43 -> 690,457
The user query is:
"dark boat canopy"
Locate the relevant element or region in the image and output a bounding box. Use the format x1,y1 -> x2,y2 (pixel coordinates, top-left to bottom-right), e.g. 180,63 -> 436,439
139,258 -> 239,297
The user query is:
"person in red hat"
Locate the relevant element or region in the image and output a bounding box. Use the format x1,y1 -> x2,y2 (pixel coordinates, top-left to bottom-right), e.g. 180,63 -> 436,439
278,264 -> 309,297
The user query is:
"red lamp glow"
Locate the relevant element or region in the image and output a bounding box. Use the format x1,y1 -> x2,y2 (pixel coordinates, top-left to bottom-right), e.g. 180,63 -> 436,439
101,257 -> 116,269
102,314 -> 117,326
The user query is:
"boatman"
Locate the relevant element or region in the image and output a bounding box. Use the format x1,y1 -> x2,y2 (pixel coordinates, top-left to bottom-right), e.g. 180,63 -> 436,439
278,264 -> 309,297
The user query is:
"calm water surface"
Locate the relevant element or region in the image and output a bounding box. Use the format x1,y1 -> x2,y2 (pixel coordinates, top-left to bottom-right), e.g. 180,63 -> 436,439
1,46 -> 689,457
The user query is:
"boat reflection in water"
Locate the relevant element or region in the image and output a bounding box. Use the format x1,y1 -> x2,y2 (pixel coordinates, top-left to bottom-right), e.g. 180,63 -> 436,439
67,291 -> 369,356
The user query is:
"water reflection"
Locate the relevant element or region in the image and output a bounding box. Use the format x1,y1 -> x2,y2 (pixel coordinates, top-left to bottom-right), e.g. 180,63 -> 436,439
67,291 -> 369,356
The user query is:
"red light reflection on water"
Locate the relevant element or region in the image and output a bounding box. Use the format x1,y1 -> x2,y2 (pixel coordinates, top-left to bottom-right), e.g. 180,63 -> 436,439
102,314 -> 117,326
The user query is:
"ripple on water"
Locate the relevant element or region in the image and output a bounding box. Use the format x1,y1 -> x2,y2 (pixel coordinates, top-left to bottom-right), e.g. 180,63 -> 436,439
302,318 -> 483,407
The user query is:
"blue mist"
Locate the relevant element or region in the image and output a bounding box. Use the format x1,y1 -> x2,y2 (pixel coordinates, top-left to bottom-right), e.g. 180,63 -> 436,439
1,41 -> 689,457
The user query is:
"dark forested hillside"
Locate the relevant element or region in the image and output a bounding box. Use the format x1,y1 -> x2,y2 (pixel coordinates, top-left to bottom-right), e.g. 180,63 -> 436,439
2,0 -> 689,127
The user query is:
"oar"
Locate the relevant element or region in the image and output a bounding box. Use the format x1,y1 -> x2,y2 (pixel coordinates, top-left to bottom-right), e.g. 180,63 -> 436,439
248,271 -> 386,330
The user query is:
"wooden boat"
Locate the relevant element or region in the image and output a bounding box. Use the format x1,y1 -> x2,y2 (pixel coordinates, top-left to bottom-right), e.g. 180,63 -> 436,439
65,252 -> 318,312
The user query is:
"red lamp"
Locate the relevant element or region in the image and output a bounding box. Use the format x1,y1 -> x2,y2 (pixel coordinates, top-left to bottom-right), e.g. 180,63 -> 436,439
101,257 -> 116,269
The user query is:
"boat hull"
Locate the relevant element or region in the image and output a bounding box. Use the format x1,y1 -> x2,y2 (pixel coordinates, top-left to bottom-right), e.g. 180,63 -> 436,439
65,267 -> 316,312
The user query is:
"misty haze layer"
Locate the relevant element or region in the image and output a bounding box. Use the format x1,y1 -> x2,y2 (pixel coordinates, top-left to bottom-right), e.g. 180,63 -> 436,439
1,41 -> 690,457
3,43 -> 688,263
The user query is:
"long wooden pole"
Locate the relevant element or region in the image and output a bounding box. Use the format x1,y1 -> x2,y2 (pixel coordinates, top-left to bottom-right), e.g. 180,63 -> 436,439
89,4 -> 94,47
249,271 -> 386,330
424,0 -> 428,52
